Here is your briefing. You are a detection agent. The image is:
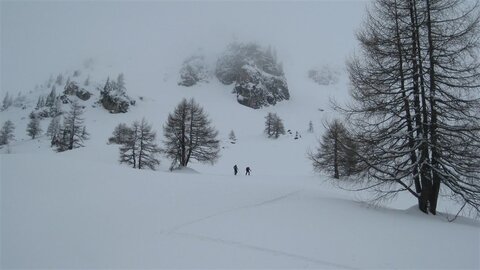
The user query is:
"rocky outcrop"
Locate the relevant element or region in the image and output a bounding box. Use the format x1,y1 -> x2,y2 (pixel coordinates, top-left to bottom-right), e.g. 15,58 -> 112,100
308,66 -> 340,86
234,64 -> 289,109
99,77 -> 134,114
216,42 -> 289,109
63,81 -> 92,101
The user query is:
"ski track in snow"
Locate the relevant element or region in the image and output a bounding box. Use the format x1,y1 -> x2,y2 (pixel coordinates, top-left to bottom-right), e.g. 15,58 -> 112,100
172,231 -> 359,270
163,188 -> 359,269
165,189 -> 304,233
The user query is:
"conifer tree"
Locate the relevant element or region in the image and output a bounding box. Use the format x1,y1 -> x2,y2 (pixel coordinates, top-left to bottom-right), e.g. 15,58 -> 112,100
45,87 -> 57,108
0,120 -> 15,145
26,117 -> 42,139
36,96 -> 45,109
54,101 -> 88,152
309,120 -> 357,179
264,113 -> 275,138
163,98 -> 220,168
55,74 -> 64,86
46,116 -> 61,145
2,92 -> 13,111
228,130 -> 237,143
119,119 -> 160,170
264,113 -> 285,139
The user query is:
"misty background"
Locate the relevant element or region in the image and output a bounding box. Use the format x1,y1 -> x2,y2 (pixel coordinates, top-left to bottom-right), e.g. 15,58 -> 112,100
1,1 -> 366,95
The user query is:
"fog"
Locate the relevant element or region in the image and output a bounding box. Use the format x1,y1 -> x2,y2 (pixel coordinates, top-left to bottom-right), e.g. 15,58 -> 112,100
1,1 -> 367,94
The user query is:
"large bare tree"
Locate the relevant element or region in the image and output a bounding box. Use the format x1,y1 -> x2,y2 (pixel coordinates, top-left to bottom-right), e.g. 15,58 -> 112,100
344,0 -> 480,216
119,118 -> 160,170
163,98 -> 220,168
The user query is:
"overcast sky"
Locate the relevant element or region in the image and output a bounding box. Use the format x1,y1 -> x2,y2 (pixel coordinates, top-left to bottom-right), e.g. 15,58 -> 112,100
1,1 -> 367,94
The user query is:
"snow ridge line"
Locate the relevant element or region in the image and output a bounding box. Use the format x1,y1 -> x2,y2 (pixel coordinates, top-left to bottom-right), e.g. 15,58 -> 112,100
165,189 -> 303,234
173,231 -> 359,270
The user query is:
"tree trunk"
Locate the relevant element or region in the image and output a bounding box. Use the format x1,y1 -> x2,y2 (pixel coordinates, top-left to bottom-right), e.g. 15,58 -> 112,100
425,0 -> 440,215
333,133 -> 339,179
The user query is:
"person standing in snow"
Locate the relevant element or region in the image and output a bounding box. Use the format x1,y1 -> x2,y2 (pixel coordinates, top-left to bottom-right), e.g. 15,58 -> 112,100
245,166 -> 251,176
233,164 -> 238,175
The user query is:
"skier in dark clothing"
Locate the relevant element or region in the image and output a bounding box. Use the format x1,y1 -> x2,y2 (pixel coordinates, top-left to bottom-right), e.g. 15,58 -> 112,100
233,165 -> 238,175
245,166 -> 251,175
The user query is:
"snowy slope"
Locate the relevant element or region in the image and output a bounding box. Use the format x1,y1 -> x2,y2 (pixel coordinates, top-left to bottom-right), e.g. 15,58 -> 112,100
1,59 -> 479,269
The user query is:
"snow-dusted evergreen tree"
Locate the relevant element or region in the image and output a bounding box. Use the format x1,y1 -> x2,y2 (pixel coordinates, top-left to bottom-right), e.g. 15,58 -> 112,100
163,98 -> 220,168
109,123 -> 133,144
309,120 -> 358,179
45,87 -> 57,107
228,130 -> 237,144
49,98 -> 62,117
47,74 -> 54,88
36,96 -> 45,109
272,115 -> 285,139
264,113 -> 275,137
308,121 -> 314,133
264,113 -> 285,139
2,92 -> 13,111
26,117 -> 42,139
54,100 -> 89,152
46,116 -> 61,145
0,120 -> 15,145
55,73 -> 64,86
119,119 -> 160,170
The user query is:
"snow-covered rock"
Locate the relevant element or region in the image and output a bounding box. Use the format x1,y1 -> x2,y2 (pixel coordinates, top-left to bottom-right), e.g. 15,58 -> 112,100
308,65 -> 340,86
62,81 -> 92,101
216,42 -> 290,109
233,63 -> 289,109
178,55 -> 210,87
99,76 -> 134,114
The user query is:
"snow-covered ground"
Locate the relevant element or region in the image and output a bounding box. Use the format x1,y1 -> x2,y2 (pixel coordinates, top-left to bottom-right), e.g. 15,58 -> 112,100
2,150 -> 479,268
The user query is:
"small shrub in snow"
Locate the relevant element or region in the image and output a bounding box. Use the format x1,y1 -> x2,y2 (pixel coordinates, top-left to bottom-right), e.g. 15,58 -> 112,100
228,130 -> 237,144
308,121 -> 314,133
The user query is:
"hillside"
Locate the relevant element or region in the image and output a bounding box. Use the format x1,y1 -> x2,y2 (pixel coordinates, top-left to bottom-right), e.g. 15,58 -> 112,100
1,59 -> 479,269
